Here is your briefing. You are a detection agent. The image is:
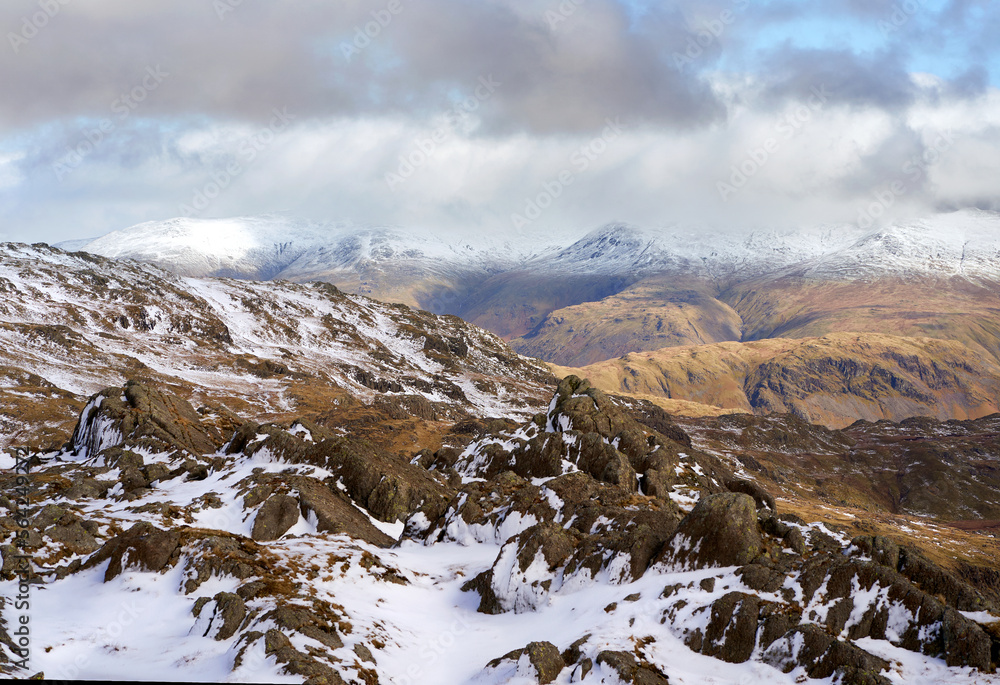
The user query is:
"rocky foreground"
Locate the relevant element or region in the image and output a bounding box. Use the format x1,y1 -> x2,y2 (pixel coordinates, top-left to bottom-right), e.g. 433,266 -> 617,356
1,376 -> 998,683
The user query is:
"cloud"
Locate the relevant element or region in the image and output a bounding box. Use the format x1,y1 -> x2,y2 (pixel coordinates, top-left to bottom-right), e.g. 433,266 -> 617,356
0,0 -> 998,242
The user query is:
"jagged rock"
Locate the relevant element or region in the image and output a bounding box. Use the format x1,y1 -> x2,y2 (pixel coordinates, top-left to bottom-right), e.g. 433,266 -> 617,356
142,462 -> 171,485
264,605 -> 344,650
71,381 -> 223,458
898,546 -> 994,613
353,643 -> 376,664
698,592 -> 761,663
561,634 -> 591,665
595,650 -> 669,684
181,534 -> 262,594
763,624 -> 891,684
63,477 -> 109,500
194,592 -> 246,641
784,527 -> 807,555
251,495 -> 299,542
487,641 -> 564,683
84,521 -> 181,581
31,504 -> 68,530
738,563 -> 787,593
290,477 -> 394,547
851,535 -> 900,569
656,493 -> 763,570
471,523 -> 579,614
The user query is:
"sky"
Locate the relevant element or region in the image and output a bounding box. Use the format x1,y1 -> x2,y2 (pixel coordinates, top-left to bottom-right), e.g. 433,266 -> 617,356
1,0 -> 998,243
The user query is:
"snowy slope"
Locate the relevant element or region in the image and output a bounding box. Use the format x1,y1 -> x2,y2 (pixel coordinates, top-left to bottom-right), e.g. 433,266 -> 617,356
0,242 -> 552,448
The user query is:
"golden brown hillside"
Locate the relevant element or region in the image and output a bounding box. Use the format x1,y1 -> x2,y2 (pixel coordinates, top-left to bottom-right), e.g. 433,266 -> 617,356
551,332 -> 1000,428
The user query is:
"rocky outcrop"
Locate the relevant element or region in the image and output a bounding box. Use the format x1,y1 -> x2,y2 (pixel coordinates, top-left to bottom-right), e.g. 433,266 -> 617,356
70,381 -> 224,459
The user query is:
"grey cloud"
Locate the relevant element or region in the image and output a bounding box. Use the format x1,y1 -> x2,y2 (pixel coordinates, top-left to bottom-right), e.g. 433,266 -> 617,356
757,48 -> 917,111
0,0 -> 726,136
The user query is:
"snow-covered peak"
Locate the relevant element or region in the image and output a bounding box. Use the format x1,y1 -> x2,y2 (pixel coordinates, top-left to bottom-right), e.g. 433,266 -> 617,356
64,215 -> 559,281
799,209 -> 1000,281
58,209 -> 1000,288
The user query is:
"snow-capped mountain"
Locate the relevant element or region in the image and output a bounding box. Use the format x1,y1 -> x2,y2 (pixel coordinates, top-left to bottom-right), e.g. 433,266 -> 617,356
63,209 -> 1000,288
60,215 -> 560,283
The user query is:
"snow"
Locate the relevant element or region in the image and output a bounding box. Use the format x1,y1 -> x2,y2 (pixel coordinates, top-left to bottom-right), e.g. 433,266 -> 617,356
63,210 -> 1000,304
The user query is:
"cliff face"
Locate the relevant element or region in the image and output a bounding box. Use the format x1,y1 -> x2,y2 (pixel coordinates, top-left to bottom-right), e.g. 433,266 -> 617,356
553,333 -> 1000,428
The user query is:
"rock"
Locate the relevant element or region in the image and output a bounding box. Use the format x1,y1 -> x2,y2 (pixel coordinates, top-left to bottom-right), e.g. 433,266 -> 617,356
473,523 -> 579,614
763,624 -> 891,684
561,634 -> 591,665
699,592 -> 761,663
196,592 -> 246,641
352,643 -> 376,664
45,521 -> 99,554
656,493 -> 763,570
726,478 -> 776,511
106,449 -> 144,471
83,522 -> 181,581
291,477 -> 394,547
264,628 -> 292,654
573,432 -> 637,490
251,495 -> 299,542
63,478 -> 108,500
182,535 -> 261,594
119,466 -> 148,492
488,641 -> 564,684
71,382 -> 223,458
242,483 -> 274,509
264,605 -> 343,651
851,535 -> 900,569
142,463 -> 171,484
898,546 -> 994,613
31,504 -> 67,530
738,564 -> 787,593
595,650 -> 669,684
367,474 -> 412,523
784,527 -> 807,555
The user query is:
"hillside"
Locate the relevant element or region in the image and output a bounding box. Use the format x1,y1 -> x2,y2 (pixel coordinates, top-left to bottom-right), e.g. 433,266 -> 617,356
0,242 -> 553,451
551,332 -> 1000,429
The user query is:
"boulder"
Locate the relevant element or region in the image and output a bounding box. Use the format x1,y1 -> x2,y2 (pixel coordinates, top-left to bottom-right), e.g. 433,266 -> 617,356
251,495 -> 299,542
656,493 -> 763,570
84,522 -> 181,581
487,641 -> 565,684
595,650 -> 669,684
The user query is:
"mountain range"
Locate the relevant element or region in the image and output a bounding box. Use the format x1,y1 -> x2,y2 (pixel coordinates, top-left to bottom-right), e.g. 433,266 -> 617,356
60,209 -> 1000,427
